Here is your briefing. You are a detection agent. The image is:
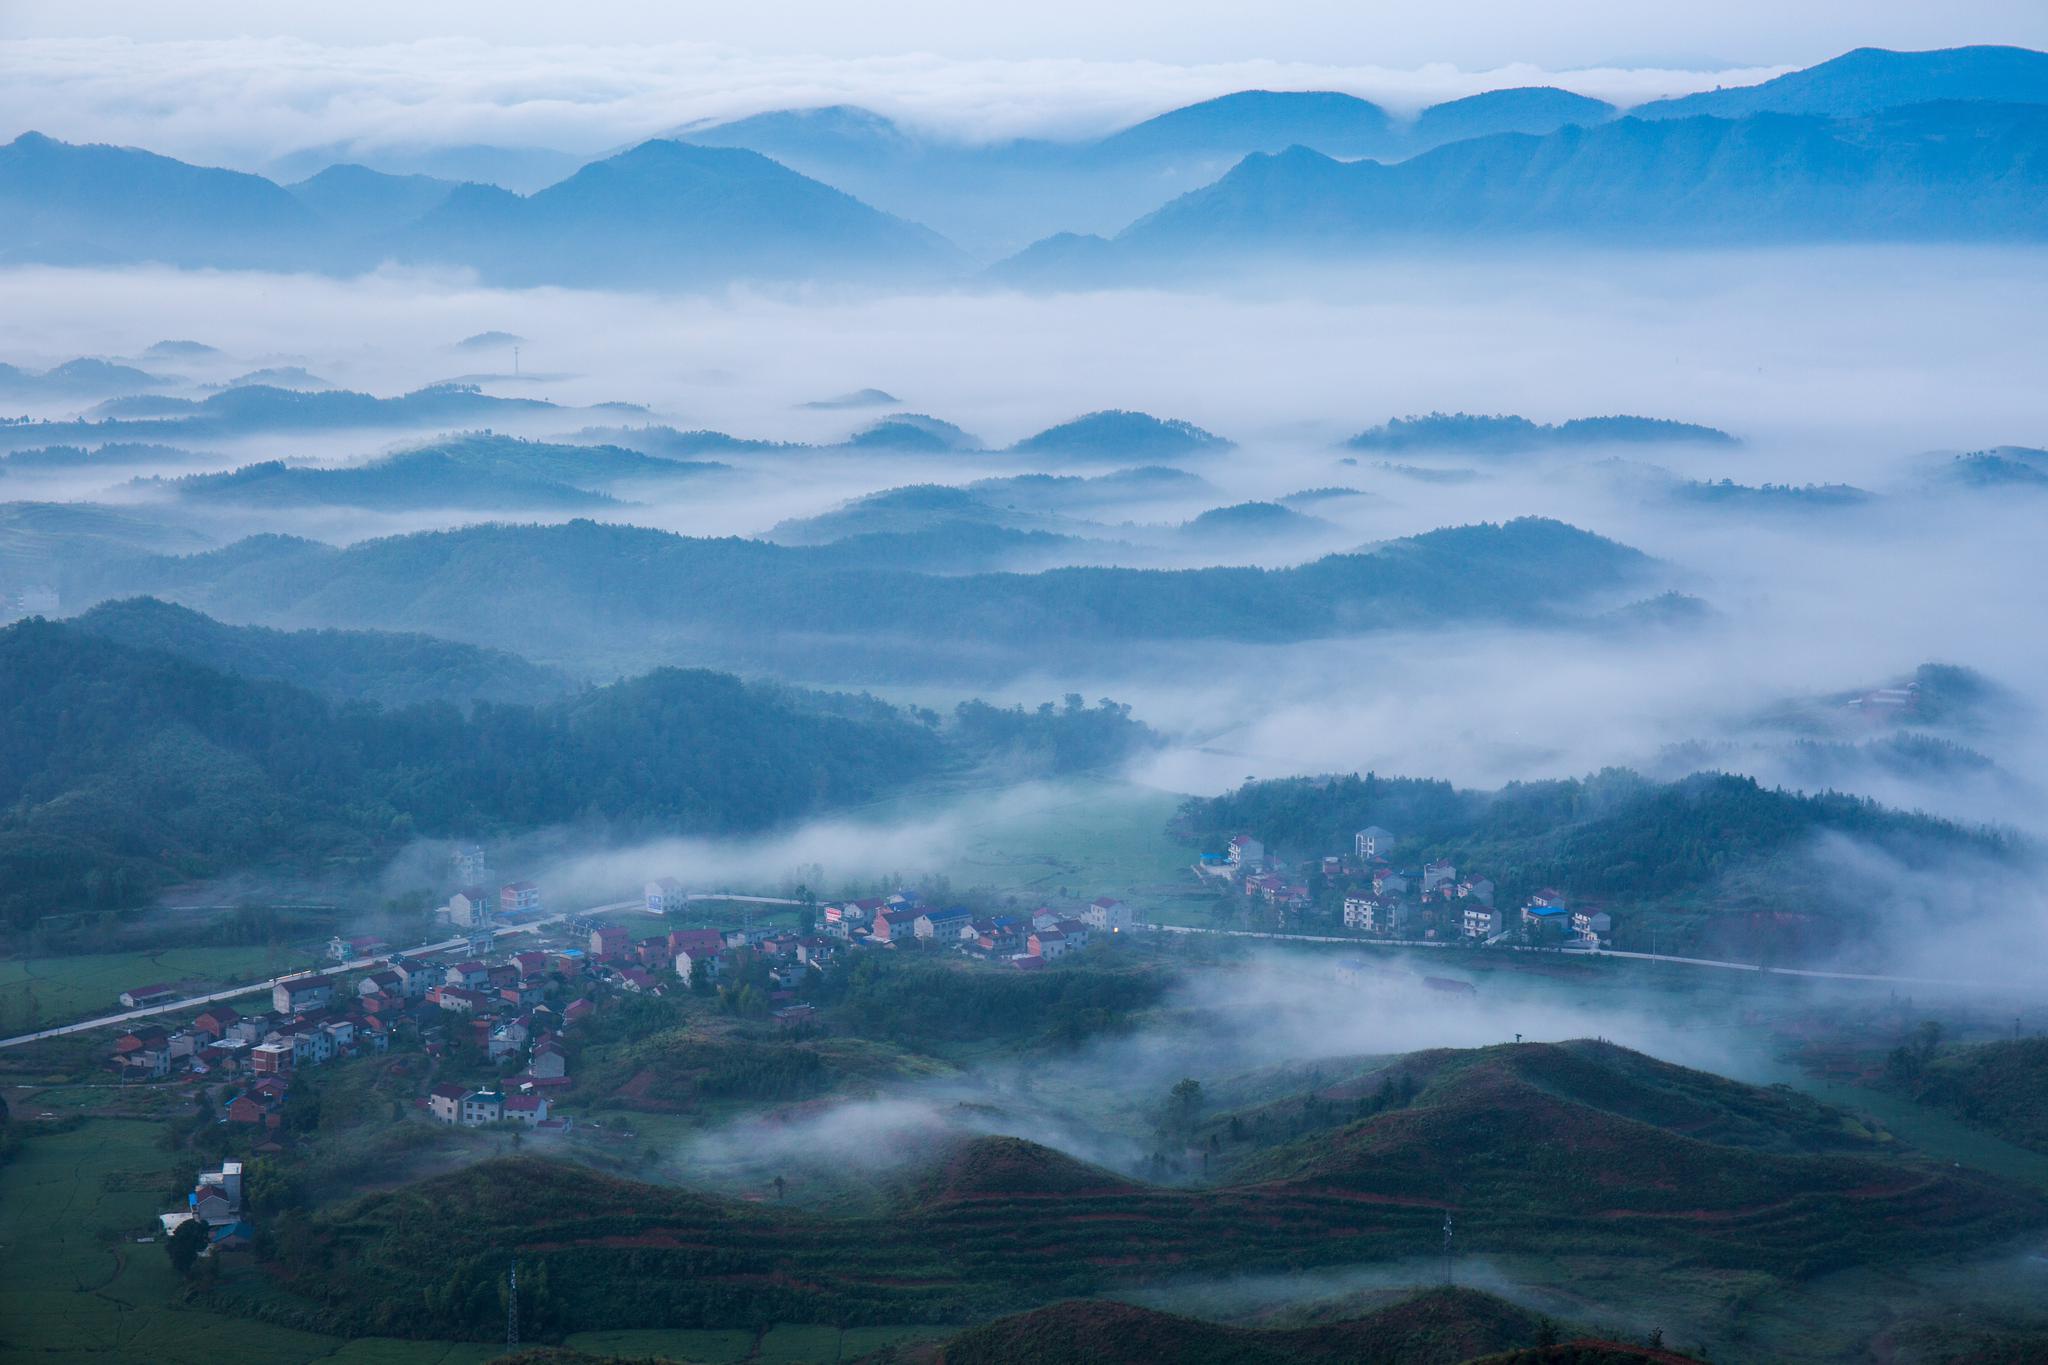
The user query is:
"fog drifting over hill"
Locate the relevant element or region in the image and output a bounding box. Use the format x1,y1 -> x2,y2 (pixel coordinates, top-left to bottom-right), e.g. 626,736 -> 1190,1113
3,246 -> 2043,835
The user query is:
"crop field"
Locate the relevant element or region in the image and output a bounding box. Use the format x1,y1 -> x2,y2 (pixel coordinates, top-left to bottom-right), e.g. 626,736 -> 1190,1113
0,945 -> 279,1033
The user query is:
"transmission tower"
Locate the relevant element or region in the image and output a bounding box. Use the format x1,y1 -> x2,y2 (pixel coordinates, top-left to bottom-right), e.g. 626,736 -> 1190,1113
1442,1211 -> 1454,1285
506,1260 -> 518,1350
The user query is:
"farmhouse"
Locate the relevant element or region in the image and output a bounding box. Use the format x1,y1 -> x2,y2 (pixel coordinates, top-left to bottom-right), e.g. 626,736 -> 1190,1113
1354,826 -> 1397,859
119,983 -> 178,1010
1084,897 -> 1135,932
500,880 -> 542,916
272,974 -> 334,1015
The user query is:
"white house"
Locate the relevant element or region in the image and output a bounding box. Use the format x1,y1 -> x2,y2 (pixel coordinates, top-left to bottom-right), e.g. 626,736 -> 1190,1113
1462,905 -> 1503,939
645,877 -> 685,913
1354,826 -> 1397,859
1227,835 -> 1264,871
1084,897 -> 1136,933
446,889 -> 490,928
272,974 -> 333,1016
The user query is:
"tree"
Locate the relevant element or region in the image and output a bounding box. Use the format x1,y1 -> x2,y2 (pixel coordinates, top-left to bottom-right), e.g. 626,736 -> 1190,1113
1164,1077 -> 1205,1143
796,885 -> 818,938
166,1218 -> 206,1276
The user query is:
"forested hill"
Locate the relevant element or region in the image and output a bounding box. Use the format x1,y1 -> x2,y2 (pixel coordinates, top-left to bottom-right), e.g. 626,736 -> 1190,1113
1179,768 -> 2010,923
70,516 -> 1655,674
0,618 -> 1153,927
68,597 -> 572,707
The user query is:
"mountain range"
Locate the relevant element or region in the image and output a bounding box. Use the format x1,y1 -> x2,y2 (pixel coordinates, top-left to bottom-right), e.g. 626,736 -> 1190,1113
54,516 -> 1657,679
1000,99 -> 2048,283
0,47 -> 2042,284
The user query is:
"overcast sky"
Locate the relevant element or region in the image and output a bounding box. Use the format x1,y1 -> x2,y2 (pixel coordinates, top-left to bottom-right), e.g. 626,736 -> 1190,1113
3,0 -> 2045,164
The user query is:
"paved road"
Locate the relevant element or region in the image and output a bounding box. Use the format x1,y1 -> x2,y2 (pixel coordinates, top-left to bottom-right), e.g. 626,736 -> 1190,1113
1149,923 -> 2009,990
0,899 -> 641,1050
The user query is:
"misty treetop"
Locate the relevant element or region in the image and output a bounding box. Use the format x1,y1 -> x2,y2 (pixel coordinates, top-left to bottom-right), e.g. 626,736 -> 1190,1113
1345,412 -> 1736,454
55,516 -> 1657,679
0,615 -> 1157,927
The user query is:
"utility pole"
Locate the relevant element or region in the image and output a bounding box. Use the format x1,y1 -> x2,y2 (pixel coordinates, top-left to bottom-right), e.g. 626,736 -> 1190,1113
506,1260 -> 518,1350
512,345 -> 520,377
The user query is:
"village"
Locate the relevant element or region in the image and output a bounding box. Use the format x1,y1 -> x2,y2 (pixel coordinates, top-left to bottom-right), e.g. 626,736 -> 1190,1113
120,845 -> 1154,1257
1198,825 -> 1615,950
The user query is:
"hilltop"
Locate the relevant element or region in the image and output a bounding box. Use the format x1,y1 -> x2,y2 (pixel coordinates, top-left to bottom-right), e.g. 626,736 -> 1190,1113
62,516 -> 1658,678
1346,413 -> 1735,455
67,596 -> 571,707
213,1042 -> 2033,1343
1010,410 -> 1232,460
1178,768 -> 2009,960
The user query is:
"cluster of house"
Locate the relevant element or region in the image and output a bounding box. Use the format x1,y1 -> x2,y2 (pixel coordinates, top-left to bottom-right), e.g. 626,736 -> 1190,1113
814,892 -> 1135,969
158,1159 -> 252,1255
1209,825 -> 1615,948
108,940 -> 603,1133
443,878 -> 543,929
108,974 -> 392,1089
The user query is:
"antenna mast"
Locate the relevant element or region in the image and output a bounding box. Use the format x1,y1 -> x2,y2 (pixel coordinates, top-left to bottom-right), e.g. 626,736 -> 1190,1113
506,1260 -> 519,1350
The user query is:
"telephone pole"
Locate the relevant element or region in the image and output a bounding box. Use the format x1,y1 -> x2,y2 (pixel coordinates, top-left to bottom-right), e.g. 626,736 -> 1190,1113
506,1260 -> 518,1350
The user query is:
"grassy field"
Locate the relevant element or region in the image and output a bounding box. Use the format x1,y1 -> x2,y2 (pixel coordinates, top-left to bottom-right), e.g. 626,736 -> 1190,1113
0,945 -> 280,1033
863,777 -> 1196,907
0,1117 -> 509,1365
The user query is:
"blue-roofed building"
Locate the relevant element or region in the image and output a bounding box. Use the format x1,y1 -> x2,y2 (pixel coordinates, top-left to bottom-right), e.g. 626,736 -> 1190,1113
1521,903 -> 1572,935
916,906 -> 976,940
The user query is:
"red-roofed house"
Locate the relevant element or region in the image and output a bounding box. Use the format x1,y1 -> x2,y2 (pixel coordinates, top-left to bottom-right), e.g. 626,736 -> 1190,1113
427,1082 -> 467,1124
503,1094 -> 551,1126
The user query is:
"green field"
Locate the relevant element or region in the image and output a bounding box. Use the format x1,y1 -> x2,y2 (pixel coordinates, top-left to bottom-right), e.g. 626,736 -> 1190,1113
867,776 -> 1196,907
0,1117 -> 504,1364
0,945 -> 281,1033
0,1116 -> 965,1364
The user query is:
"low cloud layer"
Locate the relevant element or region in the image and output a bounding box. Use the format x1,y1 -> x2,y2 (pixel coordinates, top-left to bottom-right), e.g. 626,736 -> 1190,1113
0,36 -> 1791,173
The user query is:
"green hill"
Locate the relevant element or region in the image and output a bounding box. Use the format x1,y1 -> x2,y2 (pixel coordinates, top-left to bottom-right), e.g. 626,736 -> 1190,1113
228,1043 -> 2034,1342
71,516 -> 1654,677
0,617 -> 940,927
68,596 -> 570,707
1884,1038 -> 2048,1154
1177,768 -> 2009,953
0,616 -> 1154,929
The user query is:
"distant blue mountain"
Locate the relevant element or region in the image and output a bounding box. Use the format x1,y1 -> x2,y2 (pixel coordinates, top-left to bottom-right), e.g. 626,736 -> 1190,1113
1633,45 -> 2048,120
286,164 -> 461,237
1411,87 -> 1616,143
0,356 -> 173,400
1011,411 -> 1233,460
395,139 -> 959,286
1089,90 -> 1394,161
0,133 -> 959,287
996,101 -> 2048,281
1348,413 -> 1734,454
0,132 -> 313,268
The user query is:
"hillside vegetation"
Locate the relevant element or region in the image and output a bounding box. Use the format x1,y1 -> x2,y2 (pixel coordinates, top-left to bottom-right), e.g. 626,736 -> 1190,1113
0,617 -> 1152,928
216,1042 -> 2032,1342
1178,768 -> 2009,949
67,516 -> 1656,675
